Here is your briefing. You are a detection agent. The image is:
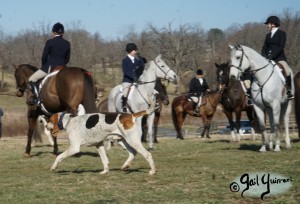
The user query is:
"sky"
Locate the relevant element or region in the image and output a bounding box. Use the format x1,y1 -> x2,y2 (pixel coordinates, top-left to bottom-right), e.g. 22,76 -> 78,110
0,0 -> 299,40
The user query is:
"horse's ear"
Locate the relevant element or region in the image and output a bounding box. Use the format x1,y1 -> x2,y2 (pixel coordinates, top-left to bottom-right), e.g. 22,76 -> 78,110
228,45 -> 234,50
156,54 -> 162,60
215,63 -> 219,68
12,64 -> 18,70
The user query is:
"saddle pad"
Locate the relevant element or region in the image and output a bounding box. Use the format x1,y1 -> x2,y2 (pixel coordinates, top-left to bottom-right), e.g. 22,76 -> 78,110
39,70 -> 60,90
271,60 -> 286,84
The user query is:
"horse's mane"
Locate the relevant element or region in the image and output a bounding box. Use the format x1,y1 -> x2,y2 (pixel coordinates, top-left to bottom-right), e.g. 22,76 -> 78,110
19,64 -> 39,72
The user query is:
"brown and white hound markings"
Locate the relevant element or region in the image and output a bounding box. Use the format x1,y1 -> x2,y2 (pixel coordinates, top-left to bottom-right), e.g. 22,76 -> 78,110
50,109 -> 156,175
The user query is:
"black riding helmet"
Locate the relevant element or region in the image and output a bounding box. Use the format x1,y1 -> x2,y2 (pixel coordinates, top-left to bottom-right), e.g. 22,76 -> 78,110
126,43 -> 138,53
52,22 -> 64,34
196,69 -> 203,75
264,16 -> 280,27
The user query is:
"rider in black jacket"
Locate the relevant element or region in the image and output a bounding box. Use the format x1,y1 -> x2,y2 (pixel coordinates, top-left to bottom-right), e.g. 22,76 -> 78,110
28,22 -> 71,106
189,69 -> 210,114
261,16 -> 294,100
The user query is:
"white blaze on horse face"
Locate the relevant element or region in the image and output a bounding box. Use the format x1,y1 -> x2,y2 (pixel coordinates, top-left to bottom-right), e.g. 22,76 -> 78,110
229,47 -> 244,79
154,54 -> 178,83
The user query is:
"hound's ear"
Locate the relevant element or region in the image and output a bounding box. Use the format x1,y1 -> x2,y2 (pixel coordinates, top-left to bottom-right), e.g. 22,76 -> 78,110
228,44 -> 234,50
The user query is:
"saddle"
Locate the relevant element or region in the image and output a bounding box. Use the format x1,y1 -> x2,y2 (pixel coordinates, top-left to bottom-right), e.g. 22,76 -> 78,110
276,62 -> 287,79
29,66 -> 65,114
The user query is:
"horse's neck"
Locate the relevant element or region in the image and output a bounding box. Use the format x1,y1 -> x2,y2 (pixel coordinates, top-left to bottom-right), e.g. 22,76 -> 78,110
206,91 -> 222,108
247,48 -> 275,84
136,62 -> 157,98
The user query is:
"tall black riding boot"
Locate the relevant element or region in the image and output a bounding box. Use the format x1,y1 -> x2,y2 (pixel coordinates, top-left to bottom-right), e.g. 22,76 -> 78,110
121,96 -> 128,112
286,76 -> 294,100
28,81 -> 40,106
246,89 -> 253,106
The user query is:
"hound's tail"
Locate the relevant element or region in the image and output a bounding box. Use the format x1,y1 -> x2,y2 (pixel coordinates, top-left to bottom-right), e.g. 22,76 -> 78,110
133,98 -> 156,118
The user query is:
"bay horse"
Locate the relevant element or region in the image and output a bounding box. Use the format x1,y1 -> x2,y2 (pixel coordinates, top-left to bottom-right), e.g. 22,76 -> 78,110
216,62 -> 256,141
294,71 -> 300,139
14,64 -> 98,157
108,54 -> 178,149
171,84 -> 224,139
229,44 -> 292,152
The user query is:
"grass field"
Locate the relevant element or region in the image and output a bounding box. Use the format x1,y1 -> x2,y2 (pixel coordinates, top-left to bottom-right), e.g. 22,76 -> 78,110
0,134 -> 299,204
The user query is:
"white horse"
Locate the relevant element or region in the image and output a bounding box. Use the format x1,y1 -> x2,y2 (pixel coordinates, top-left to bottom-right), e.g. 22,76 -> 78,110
229,44 -> 292,152
108,54 -> 178,149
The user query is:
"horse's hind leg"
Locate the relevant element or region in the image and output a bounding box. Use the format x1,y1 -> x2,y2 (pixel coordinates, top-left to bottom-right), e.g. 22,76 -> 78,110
177,112 -> 187,140
283,102 -> 292,149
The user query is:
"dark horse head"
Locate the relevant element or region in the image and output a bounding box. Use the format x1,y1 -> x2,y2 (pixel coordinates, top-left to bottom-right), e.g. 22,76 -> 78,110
215,61 -> 257,141
215,61 -> 230,87
154,78 -> 169,106
14,64 -> 98,157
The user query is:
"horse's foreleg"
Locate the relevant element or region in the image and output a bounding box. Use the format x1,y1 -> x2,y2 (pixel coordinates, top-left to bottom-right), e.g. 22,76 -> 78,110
254,106 -> 267,152
52,136 -> 59,156
246,109 -> 256,140
147,114 -> 155,149
153,112 -> 160,143
25,128 -> 34,157
25,116 -> 37,157
235,111 -> 242,142
224,111 -> 235,141
271,107 -> 282,152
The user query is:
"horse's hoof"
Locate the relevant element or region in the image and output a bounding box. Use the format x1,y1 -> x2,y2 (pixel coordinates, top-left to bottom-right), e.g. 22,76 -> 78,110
23,153 -> 31,158
149,169 -> 156,175
274,145 -> 281,152
153,140 -> 159,143
286,144 -> 292,149
147,147 -> 154,151
50,167 -> 56,171
259,146 -> 266,152
100,170 -> 109,175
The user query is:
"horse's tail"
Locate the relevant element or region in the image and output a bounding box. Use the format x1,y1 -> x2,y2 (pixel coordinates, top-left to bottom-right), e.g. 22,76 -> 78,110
171,98 -> 180,131
81,70 -> 98,113
294,71 -> 300,138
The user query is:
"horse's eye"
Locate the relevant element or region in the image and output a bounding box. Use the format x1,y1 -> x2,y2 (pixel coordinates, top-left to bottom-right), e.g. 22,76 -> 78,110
161,65 -> 165,68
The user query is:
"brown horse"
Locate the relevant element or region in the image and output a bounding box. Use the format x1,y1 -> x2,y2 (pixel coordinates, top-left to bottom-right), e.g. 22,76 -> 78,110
14,64 -> 98,157
171,84 -> 224,139
215,62 -> 256,141
294,71 -> 300,139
